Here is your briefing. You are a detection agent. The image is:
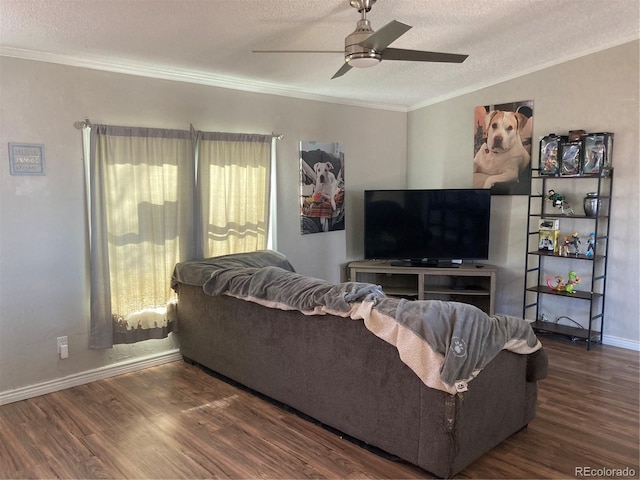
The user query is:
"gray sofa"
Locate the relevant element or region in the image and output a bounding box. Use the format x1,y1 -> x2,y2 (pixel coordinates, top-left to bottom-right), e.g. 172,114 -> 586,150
172,251 -> 547,478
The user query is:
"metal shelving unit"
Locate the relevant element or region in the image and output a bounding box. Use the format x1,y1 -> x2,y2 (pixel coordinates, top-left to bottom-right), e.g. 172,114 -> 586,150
523,170 -> 613,349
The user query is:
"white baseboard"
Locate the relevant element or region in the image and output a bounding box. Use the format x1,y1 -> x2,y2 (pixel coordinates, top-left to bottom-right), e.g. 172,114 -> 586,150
603,335 -> 640,351
0,349 -> 182,406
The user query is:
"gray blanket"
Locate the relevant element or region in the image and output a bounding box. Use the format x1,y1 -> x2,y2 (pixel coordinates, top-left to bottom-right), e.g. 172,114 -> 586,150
171,250 -> 295,290
204,265 -> 385,314
199,264 -> 541,392
374,298 -> 539,385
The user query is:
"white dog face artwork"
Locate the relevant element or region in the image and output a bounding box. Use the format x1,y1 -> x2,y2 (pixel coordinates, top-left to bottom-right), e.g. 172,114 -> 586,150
314,161 -> 333,185
485,110 -> 527,154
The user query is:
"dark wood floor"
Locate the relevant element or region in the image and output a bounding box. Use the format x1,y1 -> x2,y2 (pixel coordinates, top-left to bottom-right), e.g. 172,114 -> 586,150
0,336 -> 638,479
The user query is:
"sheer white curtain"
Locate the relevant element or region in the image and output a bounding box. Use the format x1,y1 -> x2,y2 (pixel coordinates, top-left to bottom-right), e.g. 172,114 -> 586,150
87,125 -> 194,348
85,125 -> 273,348
197,132 -> 272,257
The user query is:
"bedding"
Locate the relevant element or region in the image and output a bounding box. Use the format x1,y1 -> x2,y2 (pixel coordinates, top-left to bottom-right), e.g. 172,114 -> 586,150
200,264 -> 541,394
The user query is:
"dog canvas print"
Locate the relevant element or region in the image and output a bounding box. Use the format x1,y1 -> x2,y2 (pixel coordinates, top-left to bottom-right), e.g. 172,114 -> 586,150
473,101 -> 533,195
300,141 -> 345,234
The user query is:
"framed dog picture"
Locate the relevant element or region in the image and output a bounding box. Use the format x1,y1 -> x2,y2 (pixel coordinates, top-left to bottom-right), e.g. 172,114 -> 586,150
299,141 -> 345,234
473,100 -> 534,195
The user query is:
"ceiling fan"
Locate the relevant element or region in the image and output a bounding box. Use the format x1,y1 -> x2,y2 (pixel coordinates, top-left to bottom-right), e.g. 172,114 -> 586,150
253,0 -> 468,79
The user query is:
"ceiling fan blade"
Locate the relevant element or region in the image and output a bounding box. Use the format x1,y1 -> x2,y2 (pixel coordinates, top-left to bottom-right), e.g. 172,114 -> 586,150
382,47 -> 468,63
331,62 -> 353,79
359,20 -> 411,51
253,50 -> 343,54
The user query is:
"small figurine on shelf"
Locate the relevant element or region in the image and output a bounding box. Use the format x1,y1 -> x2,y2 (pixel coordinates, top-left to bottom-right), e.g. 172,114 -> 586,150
561,236 -> 571,256
547,275 -> 565,291
585,232 -> 596,258
565,271 -> 582,294
568,232 -> 581,256
547,189 -> 574,215
546,271 -> 581,293
547,189 -> 563,207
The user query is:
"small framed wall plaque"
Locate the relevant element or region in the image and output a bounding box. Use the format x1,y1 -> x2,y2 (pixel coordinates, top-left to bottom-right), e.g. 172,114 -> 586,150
9,143 -> 45,175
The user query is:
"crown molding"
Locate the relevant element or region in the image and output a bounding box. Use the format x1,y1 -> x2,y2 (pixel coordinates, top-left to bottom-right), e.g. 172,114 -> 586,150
0,46 -> 408,113
3,34 -> 637,113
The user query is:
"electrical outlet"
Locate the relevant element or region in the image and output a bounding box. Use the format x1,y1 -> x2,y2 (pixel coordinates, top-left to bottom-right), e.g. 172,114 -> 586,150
57,336 -> 68,359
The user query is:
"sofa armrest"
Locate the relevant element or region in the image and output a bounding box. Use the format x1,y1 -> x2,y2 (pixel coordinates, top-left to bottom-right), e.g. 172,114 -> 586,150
526,349 -> 549,382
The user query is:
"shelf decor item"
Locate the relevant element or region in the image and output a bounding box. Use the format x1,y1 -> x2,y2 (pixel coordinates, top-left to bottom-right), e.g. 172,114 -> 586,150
568,232 -> 581,255
585,232 -> 596,258
583,192 -> 600,217
546,271 -> 581,293
583,132 -> 614,175
547,189 -> 574,215
539,134 -> 563,176
559,140 -> 582,176
538,219 -> 560,254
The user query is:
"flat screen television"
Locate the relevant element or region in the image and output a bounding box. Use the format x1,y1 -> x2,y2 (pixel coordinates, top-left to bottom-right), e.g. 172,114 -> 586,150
364,189 -> 491,267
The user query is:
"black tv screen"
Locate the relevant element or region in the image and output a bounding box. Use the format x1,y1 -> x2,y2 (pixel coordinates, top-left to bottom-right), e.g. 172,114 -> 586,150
364,189 -> 491,266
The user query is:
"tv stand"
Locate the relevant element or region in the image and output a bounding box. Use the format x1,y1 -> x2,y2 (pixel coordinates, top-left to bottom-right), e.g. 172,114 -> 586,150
390,259 -> 460,268
347,260 -> 497,315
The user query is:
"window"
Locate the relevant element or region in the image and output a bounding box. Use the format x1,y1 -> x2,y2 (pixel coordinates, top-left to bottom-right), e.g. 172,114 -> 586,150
84,125 -> 272,348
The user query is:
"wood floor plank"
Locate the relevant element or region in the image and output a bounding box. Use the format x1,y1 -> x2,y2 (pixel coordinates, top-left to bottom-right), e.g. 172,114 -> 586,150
0,336 -> 637,479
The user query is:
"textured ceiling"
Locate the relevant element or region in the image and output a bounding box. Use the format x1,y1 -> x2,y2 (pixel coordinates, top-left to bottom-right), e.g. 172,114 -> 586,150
1,0 -> 639,110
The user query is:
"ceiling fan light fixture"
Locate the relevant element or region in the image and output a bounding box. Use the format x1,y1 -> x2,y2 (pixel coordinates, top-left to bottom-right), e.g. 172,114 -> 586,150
346,51 -> 381,68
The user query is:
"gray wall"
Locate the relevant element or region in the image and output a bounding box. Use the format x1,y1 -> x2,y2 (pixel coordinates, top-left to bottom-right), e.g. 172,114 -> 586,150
407,40 -> 639,347
1,40 -> 638,395
0,57 -> 406,392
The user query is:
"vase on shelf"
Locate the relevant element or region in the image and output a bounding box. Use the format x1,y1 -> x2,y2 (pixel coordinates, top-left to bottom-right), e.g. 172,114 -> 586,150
583,192 -> 600,217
